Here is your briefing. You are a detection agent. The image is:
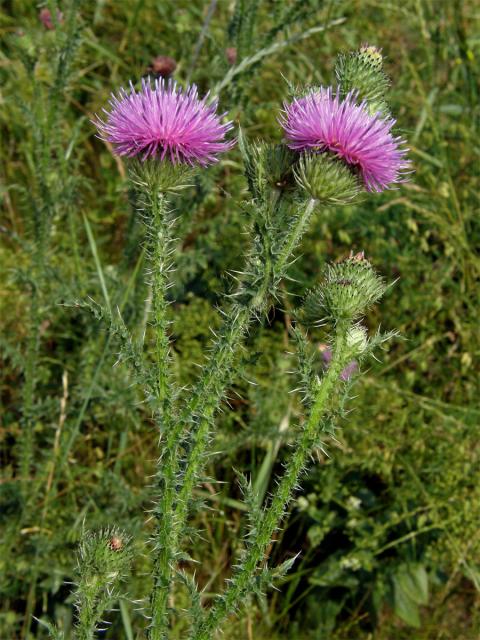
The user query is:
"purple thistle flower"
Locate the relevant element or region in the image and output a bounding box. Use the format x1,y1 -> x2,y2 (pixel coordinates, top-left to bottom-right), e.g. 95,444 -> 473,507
94,78 -> 234,166
280,87 -> 409,192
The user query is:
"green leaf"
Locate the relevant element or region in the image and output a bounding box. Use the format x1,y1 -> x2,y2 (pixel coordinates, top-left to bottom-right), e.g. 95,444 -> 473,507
393,576 -> 420,628
396,564 -> 429,605
392,563 -> 429,628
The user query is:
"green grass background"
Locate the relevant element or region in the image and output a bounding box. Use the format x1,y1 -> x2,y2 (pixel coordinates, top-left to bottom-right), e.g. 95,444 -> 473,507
1,0 -> 479,638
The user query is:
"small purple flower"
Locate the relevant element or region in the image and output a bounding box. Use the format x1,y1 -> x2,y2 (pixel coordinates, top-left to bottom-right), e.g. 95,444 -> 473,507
321,346 -> 358,381
280,87 -> 409,192
94,79 -> 234,166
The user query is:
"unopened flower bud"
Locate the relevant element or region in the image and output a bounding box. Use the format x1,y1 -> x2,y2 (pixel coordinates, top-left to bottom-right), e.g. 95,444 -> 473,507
294,153 -> 360,204
322,256 -> 386,321
74,528 -> 132,630
149,55 -> 177,78
299,256 -> 386,324
225,47 -> 237,65
77,528 -> 132,583
335,46 -> 390,116
346,325 -> 368,355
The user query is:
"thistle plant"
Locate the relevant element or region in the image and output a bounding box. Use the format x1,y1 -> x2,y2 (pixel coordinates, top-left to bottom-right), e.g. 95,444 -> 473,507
93,78 -> 233,638
68,43 -> 409,639
72,528 -> 132,640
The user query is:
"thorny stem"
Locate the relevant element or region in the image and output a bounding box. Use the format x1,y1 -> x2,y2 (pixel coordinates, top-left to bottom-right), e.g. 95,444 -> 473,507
148,216 -> 269,639
148,198 -> 317,635
150,191 -> 172,409
176,198 -> 316,513
193,322 -> 350,639
147,187 -> 177,640
148,196 -> 316,637
76,583 -> 104,640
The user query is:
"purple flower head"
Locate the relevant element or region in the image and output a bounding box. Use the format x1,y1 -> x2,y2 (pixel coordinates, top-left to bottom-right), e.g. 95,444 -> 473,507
280,87 -> 410,192
94,78 -> 234,166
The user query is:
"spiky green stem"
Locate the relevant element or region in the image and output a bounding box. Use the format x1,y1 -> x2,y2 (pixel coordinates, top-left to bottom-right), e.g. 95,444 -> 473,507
149,224 -> 270,639
150,191 -> 172,408
175,198 -> 316,512
193,321 -> 350,639
148,197 -> 316,637
76,579 -> 105,640
148,198 -> 316,632
146,187 -> 177,640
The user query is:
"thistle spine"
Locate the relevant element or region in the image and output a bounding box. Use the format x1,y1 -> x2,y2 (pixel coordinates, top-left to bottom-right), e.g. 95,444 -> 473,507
275,198 -> 316,273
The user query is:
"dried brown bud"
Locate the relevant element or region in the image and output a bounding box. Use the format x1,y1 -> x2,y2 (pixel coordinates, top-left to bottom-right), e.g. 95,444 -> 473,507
225,47 -> 237,65
39,8 -> 64,30
109,536 -> 123,551
150,55 -> 177,78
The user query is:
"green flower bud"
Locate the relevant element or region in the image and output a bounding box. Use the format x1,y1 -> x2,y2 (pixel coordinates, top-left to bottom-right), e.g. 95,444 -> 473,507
300,255 -> 387,324
74,528 -> 132,637
266,144 -> 297,191
77,528 -> 132,583
240,130 -> 296,200
294,153 -> 360,205
322,255 -> 387,321
345,325 -> 369,356
335,46 -> 390,116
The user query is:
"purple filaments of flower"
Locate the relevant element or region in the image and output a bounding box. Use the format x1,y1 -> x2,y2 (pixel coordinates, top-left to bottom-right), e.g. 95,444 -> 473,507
280,88 -> 409,192
94,79 -> 234,166
321,346 -> 358,381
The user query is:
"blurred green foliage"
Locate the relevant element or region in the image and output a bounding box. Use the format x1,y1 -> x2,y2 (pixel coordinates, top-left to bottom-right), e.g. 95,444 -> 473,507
0,0 -> 479,638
